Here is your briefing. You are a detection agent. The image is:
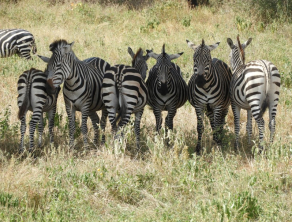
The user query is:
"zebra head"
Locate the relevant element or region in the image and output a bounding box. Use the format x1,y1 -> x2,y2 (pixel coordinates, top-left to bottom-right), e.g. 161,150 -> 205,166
128,47 -> 150,81
186,39 -> 219,88
227,36 -> 252,72
147,44 -> 183,95
39,39 -> 74,89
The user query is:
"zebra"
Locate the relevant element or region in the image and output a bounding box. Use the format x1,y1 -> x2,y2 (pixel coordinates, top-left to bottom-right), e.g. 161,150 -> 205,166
17,68 -> 60,153
39,39 -> 109,148
186,39 -> 232,154
0,29 -> 37,59
227,36 -> 281,151
146,44 -> 188,137
101,47 -> 149,149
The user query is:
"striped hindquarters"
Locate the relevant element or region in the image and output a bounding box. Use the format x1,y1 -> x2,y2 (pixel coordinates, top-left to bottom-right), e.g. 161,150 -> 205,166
102,64 -> 147,126
17,68 -> 59,119
0,29 -> 36,59
230,60 -> 281,118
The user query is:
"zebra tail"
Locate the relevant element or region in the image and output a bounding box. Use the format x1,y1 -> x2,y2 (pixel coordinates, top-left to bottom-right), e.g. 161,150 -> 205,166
18,72 -> 32,119
115,88 -> 128,125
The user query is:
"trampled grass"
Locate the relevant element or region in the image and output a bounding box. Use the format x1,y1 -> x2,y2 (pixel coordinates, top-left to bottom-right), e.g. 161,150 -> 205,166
0,0 -> 292,221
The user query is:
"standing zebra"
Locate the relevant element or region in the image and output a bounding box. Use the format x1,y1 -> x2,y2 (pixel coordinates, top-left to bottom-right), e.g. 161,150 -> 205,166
39,39 -> 108,148
227,36 -> 281,150
186,39 -> 232,154
0,29 -> 37,59
146,44 -> 188,136
101,47 -> 148,149
17,68 -> 60,153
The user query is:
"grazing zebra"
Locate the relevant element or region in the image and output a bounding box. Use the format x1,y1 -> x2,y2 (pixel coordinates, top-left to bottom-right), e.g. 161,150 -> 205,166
186,39 -> 232,154
39,39 -> 109,148
146,44 -> 188,136
227,36 -> 281,150
17,68 -> 60,153
0,29 -> 37,59
101,47 -> 148,149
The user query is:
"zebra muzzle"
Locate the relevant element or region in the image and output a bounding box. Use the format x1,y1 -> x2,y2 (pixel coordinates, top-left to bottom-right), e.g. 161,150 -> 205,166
47,78 -> 55,90
195,74 -> 206,88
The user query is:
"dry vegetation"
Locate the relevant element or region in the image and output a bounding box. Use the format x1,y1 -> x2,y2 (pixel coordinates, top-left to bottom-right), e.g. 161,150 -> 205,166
0,0 -> 292,221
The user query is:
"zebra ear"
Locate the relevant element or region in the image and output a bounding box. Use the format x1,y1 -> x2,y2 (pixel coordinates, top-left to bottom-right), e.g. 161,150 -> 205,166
145,49 -> 153,60
169,52 -> 183,60
61,42 -> 74,54
186,40 -> 198,51
38,55 -> 50,63
227,38 -> 235,49
128,47 -> 135,58
242,38 -> 252,49
147,51 -> 159,60
207,42 -> 220,51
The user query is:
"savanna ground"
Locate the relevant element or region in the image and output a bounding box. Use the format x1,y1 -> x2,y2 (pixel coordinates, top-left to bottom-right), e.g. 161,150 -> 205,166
0,0 -> 292,221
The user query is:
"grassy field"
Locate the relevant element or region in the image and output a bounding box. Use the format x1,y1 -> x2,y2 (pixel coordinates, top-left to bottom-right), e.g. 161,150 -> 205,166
1,0 -> 292,221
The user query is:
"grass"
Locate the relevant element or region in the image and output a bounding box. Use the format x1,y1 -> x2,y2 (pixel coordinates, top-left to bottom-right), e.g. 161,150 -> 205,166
0,0 -> 292,221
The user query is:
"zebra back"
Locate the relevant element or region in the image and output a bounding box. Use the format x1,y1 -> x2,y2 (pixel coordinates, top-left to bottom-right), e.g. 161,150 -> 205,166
0,29 -> 37,59
83,57 -> 111,77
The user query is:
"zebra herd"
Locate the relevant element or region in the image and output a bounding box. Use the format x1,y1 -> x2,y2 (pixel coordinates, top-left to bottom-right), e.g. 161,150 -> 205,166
0,29 -> 281,154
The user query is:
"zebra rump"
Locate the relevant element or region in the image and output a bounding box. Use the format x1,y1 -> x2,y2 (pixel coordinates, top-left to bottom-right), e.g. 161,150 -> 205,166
17,68 -> 60,152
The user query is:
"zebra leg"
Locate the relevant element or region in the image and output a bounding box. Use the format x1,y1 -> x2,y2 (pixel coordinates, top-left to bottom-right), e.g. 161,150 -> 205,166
232,103 -> 241,150
246,110 -> 252,145
134,110 -> 144,151
254,117 -> 265,151
213,107 -> 224,145
206,106 -> 215,132
47,105 -> 57,145
38,113 -> 44,148
153,108 -> 162,132
100,108 -> 108,144
65,103 -> 76,148
29,112 -> 42,152
165,108 -> 177,131
89,112 -> 100,146
269,115 -> 276,143
195,107 -> 204,154
81,111 -> 90,148
269,102 -> 278,143
19,115 -> 27,153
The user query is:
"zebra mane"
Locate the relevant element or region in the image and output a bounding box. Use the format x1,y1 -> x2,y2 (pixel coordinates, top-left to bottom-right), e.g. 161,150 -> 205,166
49,39 -> 69,51
237,35 -> 245,65
132,48 -> 142,67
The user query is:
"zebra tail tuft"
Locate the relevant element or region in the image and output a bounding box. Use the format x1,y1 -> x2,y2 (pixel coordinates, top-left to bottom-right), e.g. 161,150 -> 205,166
259,95 -> 269,118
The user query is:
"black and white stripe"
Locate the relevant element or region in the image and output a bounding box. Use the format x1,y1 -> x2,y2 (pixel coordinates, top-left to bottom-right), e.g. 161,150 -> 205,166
146,44 -> 188,135
0,29 -> 37,60
17,68 -> 60,153
227,36 -> 281,150
101,48 -> 148,149
40,39 -> 109,148
187,39 -> 232,153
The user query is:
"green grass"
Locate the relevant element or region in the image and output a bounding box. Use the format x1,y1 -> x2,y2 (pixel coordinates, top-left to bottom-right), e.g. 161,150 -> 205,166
0,0 -> 292,221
